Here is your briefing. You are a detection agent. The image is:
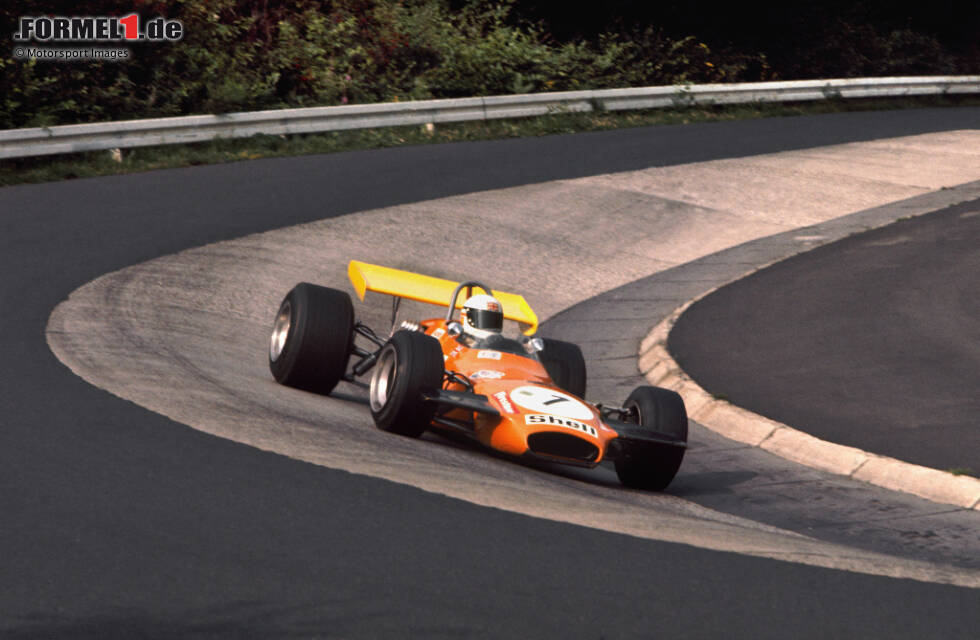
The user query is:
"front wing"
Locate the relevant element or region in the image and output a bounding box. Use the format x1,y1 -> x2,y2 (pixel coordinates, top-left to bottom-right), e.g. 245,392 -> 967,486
602,417 -> 688,463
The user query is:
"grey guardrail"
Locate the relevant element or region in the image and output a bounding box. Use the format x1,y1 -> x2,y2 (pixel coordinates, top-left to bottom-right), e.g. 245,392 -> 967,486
3,76 -> 979,160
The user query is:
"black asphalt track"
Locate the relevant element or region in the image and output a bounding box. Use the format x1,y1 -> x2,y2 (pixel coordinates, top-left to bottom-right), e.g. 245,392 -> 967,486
670,198 -> 980,474
3,109 -> 980,638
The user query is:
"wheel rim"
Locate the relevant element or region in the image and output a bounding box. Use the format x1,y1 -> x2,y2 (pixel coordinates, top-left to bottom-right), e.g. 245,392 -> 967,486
269,300 -> 291,362
625,401 -> 642,426
370,346 -> 397,412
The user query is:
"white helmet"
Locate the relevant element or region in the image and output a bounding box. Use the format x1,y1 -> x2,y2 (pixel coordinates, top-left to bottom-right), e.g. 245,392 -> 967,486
461,294 -> 504,338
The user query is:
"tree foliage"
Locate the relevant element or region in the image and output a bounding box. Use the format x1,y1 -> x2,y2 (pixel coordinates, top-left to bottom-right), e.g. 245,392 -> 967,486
1,0 -> 973,128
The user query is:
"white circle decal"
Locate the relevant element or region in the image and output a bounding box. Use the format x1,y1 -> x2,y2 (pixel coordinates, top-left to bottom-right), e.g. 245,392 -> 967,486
508,386 -> 593,420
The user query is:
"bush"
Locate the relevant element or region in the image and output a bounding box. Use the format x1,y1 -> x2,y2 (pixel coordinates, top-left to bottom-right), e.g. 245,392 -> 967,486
0,0 -> 970,129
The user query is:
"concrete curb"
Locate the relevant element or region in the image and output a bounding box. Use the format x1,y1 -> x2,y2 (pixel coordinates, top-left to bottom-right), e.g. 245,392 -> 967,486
638,191 -> 980,511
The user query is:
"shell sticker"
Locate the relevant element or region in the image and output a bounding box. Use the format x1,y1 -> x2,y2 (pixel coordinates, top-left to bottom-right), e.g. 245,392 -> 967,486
525,414 -> 597,438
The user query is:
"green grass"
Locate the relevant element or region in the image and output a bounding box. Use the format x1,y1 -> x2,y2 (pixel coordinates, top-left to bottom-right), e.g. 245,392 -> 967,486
947,467 -> 976,477
3,95 -> 979,187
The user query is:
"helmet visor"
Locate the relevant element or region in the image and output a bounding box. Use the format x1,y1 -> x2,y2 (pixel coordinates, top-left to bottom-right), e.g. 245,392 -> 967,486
466,308 -> 503,331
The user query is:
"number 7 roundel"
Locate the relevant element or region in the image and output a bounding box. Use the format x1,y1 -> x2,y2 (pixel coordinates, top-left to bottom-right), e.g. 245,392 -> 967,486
507,385 -> 593,421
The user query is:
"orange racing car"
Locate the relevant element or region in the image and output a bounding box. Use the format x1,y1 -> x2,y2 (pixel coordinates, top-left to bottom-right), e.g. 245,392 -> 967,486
268,261 -> 687,490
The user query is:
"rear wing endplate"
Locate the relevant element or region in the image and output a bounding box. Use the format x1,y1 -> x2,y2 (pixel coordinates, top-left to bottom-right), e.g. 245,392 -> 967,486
348,260 -> 538,335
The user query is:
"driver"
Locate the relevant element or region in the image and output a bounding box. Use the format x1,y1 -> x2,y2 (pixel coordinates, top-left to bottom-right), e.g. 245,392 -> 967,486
459,294 -> 504,343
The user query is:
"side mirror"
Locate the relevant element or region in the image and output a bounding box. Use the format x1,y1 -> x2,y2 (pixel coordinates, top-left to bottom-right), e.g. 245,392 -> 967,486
523,337 -> 544,354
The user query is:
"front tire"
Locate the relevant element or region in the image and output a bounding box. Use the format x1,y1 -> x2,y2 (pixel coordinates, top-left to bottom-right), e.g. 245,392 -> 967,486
369,330 -> 444,437
614,386 -> 687,491
268,282 -> 354,395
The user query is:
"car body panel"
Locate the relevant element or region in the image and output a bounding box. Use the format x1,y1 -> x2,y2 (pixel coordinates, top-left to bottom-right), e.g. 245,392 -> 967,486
420,318 -> 618,466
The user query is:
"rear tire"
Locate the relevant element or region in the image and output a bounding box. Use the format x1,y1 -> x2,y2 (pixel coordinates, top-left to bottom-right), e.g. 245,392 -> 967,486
268,283 -> 354,395
369,330 -> 444,437
539,338 -> 587,399
614,386 -> 687,491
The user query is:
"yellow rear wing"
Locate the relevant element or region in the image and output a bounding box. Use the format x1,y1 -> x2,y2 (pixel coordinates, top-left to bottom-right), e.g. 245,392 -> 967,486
348,260 -> 538,335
